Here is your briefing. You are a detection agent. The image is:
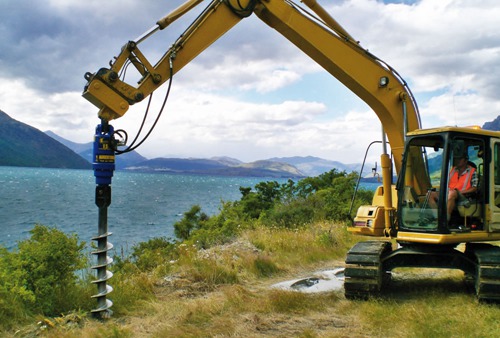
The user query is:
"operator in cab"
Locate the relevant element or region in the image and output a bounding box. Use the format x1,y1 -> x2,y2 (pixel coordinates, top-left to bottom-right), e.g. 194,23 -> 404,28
429,154 -> 478,221
447,154 -> 478,214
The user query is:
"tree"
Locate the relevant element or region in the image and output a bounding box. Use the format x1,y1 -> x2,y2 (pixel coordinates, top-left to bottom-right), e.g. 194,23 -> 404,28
174,205 -> 208,240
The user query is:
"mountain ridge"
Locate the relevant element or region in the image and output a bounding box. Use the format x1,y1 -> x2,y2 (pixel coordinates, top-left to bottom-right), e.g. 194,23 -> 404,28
0,110 -> 90,169
267,156 -> 361,176
42,128 -> 348,177
125,157 -> 306,178
0,110 -> 361,177
7,110 -> 498,177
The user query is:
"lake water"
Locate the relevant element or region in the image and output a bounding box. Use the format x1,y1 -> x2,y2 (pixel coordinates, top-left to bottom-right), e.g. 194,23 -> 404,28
0,167 -> 291,252
0,166 -> 378,253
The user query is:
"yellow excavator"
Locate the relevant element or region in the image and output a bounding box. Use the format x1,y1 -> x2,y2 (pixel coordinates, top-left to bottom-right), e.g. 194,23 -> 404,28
83,0 -> 500,306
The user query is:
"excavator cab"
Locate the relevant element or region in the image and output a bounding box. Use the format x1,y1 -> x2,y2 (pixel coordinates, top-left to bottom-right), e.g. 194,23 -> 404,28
345,127 -> 500,301
397,129 -> 485,235
350,128 -> 488,238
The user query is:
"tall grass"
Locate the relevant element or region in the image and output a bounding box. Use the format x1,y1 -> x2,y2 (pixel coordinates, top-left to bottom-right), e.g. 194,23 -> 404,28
4,223 -> 500,337
97,225 -> 500,337
246,221 -> 356,269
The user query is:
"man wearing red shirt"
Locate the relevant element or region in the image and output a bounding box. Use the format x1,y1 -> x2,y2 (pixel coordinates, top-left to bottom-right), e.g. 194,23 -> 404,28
429,154 -> 478,221
446,155 -> 478,219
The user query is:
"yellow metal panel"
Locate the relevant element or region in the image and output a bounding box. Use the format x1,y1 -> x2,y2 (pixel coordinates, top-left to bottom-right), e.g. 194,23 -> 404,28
82,79 -> 129,120
396,231 -> 500,245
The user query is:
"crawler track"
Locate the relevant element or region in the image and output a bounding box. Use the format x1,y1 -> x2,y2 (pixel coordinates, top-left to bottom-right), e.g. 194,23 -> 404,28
344,241 -> 392,299
466,243 -> 500,302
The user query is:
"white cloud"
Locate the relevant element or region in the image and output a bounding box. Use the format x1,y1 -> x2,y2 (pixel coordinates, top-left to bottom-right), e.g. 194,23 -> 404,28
2,0 -> 500,164
0,77 -> 95,143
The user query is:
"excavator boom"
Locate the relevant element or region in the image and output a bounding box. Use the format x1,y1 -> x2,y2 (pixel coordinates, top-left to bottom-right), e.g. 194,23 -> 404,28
83,0 -> 420,176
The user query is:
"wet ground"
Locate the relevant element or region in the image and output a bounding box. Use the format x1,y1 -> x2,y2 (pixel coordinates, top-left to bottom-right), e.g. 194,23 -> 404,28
271,268 -> 345,293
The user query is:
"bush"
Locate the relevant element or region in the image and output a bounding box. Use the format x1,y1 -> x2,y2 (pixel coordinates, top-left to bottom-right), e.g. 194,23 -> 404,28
173,170 -> 375,246
0,247 -> 28,330
128,237 -> 177,272
0,225 -> 88,324
174,201 -> 249,249
174,205 -> 208,241
16,225 -> 88,315
260,199 -> 315,228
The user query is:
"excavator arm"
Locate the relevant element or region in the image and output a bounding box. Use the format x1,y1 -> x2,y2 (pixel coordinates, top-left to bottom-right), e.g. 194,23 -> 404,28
83,0 -> 424,183
83,0 -> 245,120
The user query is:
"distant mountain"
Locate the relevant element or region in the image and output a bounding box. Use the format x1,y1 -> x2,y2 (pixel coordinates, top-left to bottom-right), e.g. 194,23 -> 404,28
45,130 -> 147,169
267,156 -> 362,177
45,130 -> 90,153
237,160 -> 303,175
5,110 -> 385,177
482,116 -> 500,131
126,157 -> 305,178
130,158 -> 227,172
0,110 -> 91,169
209,156 -> 243,166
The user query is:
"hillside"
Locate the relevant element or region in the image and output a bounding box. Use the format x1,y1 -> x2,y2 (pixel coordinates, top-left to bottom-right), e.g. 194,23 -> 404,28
42,131 -> 339,177
268,156 -> 361,176
0,111 -> 90,169
127,157 -> 306,178
12,109 -> 483,177
233,160 -> 304,177
7,226 -> 497,337
44,132 -> 315,177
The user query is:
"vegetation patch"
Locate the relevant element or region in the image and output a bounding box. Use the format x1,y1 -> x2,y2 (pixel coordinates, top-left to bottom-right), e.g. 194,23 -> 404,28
3,170 -> 499,337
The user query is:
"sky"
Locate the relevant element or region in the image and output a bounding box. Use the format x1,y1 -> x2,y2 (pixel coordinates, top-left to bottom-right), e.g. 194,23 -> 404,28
1,0 -> 500,164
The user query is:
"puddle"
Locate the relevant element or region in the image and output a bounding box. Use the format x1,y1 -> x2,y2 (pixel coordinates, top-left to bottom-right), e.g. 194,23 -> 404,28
271,268 -> 345,293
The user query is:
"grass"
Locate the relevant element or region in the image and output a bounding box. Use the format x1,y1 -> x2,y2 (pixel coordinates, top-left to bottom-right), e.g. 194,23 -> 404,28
4,223 -> 500,337
247,222 -> 355,268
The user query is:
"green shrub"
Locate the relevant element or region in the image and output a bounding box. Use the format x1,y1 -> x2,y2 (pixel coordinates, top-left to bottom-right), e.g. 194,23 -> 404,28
0,225 -> 88,324
16,225 -> 88,315
173,170 -> 374,248
176,201 -> 248,249
260,199 -> 315,228
174,205 -> 208,241
0,247 -> 29,330
128,237 -> 177,272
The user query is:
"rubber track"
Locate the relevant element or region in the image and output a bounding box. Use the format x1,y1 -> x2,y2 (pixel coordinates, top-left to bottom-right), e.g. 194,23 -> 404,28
344,240 -> 392,300
467,243 -> 500,302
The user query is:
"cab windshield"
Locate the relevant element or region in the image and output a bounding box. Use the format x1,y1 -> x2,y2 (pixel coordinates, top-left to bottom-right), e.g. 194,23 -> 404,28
398,134 -> 484,233
399,136 -> 443,231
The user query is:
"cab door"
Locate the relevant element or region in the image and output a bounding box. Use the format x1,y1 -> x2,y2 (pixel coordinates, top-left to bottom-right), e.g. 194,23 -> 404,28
489,139 -> 500,231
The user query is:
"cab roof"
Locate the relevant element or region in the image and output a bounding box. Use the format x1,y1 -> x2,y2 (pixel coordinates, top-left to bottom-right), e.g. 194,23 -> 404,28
407,126 -> 500,138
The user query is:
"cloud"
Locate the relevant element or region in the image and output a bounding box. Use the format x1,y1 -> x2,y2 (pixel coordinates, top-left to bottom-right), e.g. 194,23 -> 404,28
323,0 -> 500,129
0,77 -> 95,142
174,53 -> 311,93
1,0 -> 500,164
108,85 -> 382,163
